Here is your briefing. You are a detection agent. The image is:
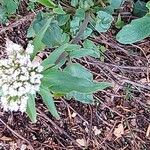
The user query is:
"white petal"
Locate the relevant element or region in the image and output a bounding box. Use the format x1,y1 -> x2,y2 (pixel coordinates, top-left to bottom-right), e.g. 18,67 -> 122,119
26,43 -> 34,54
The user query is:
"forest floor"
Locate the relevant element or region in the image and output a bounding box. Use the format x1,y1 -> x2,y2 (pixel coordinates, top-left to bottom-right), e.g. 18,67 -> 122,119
0,1 -> 150,150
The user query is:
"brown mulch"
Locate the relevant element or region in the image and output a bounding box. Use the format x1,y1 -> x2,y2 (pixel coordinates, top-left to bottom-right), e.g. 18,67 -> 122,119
0,1 -> 150,150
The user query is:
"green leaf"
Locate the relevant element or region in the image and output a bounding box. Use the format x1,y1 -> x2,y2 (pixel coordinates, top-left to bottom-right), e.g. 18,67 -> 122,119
27,12 -> 46,38
47,41 -> 99,60
69,48 -> 98,58
42,43 -> 83,70
27,1 -> 36,11
66,91 -> 94,104
0,7 -> 7,23
53,4 -> 66,14
81,27 -> 92,39
146,1 -> 150,13
28,12 -> 64,48
42,68 -> 111,94
2,0 -> 19,14
109,0 -> 123,9
75,8 -> 85,20
115,14 -> 124,29
41,44 -> 69,69
83,39 -> 100,58
116,15 -> 150,44
70,17 -> 80,35
26,94 -> 37,123
42,22 -> 63,47
95,11 -> 114,32
64,63 -> 98,104
70,8 -> 85,36
32,17 -> 52,58
64,63 -> 93,80
64,63 -> 94,104
133,0 -> 148,17
71,0 -> 78,7
56,14 -> 70,26
39,86 -> 60,119
79,0 -> 94,10
37,0 -> 56,8
102,0 -> 123,14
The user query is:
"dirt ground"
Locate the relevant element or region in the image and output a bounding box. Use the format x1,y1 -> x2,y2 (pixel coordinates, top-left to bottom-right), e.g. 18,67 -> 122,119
0,1 -> 150,150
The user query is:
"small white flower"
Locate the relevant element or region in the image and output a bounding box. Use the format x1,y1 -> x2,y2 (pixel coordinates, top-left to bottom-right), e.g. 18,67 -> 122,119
8,68 -> 14,74
36,66 -> 43,72
18,87 -> 26,95
32,62 -> 40,69
33,85 -> 40,91
35,78 -> 41,84
0,39 -> 43,112
14,69 -> 20,75
13,82 -> 22,89
9,101 -> 19,112
1,59 -> 8,66
20,75 -> 28,81
26,43 -> 34,54
1,97 -> 8,111
21,67 -> 27,73
2,84 -> 9,92
19,96 -> 28,112
6,39 -> 23,55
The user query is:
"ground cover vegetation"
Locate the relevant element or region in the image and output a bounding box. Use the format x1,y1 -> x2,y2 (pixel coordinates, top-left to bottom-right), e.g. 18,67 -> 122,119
0,0 -> 150,149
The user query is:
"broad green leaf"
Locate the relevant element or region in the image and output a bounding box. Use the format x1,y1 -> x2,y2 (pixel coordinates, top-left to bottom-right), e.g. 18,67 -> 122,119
66,91 -> 94,104
75,8 -> 85,20
64,63 -> 94,104
42,43 -> 82,70
42,68 -> 111,94
70,8 -> 85,36
37,0 -> 56,8
69,48 -> 99,58
53,4 -> 65,14
109,0 -> 123,9
83,39 -> 100,58
27,25 -> 35,38
56,14 -> 70,26
65,44 -> 81,52
39,86 -> 60,119
41,44 -> 69,69
28,12 -> 64,48
133,0 -> 148,17
44,40 -> 99,61
81,27 -> 92,39
27,12 -> 46,38
2,0 -> 19,14
116,15 -> 150,44
64,63 -> 93,80
42,22 -> 63,47
26,94 -> 37,123
0,7 -> 7,23
32,17 -> 52,58
70,17 -> 80,35
95,11 -> 114,32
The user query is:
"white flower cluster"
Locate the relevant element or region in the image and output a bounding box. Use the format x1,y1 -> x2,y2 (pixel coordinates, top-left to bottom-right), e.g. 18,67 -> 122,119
0,39 -> 43,112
